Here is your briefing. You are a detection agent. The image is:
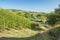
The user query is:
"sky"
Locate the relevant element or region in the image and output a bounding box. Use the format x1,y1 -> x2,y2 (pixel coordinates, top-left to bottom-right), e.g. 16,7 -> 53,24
0,0 -> 60,12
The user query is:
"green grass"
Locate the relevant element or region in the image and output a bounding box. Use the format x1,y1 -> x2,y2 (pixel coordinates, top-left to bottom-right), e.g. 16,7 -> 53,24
0,8 -> 31,31
0,8 -> 60,40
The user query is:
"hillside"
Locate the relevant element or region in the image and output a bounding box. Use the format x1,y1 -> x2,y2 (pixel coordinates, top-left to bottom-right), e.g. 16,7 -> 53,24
0,8 -> 60,40
0,8 -> 31,32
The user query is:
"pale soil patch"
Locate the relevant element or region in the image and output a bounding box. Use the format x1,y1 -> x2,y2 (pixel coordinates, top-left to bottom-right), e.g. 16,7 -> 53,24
0,28 -> 39,38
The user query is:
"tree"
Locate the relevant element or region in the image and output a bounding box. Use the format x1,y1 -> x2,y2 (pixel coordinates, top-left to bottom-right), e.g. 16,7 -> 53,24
55,4 -> 60,14
36,14 -> 41,18
24,12 -> 31,18
31,13 -> 36,19
46,4 -> 60,26
46,13 -> 60,26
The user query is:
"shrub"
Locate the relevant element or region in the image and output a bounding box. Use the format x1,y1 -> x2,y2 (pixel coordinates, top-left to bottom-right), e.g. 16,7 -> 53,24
0,8 -> 31,31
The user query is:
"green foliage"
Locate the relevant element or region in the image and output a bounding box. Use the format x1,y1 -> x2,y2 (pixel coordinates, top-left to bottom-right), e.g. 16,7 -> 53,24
0,8 -> 31,31
16,12 -> 24,16
46,13 -> 60,26
55,4 -> 60,14
24,12 -> 31,18
48,27 -> 60,40
31,13 -> 36,19
31,23 -> 39,28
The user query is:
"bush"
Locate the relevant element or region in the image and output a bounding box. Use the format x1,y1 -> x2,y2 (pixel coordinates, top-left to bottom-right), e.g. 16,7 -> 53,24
48,27 -> 60,40
0,8 -> 31,31
46,13 -> 60,26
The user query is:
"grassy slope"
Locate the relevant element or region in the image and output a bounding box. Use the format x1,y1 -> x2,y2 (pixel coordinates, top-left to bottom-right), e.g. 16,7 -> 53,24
0,8 -> 60,40
0,8 -> 31,31
0,26 -> 60,40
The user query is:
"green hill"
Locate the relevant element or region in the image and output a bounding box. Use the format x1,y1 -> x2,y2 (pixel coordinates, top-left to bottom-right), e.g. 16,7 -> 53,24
0,8 -> 60,40
0,8 -> 31,31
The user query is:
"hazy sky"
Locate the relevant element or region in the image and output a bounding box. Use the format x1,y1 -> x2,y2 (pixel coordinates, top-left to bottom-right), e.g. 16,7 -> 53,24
0,0 -> 60,12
